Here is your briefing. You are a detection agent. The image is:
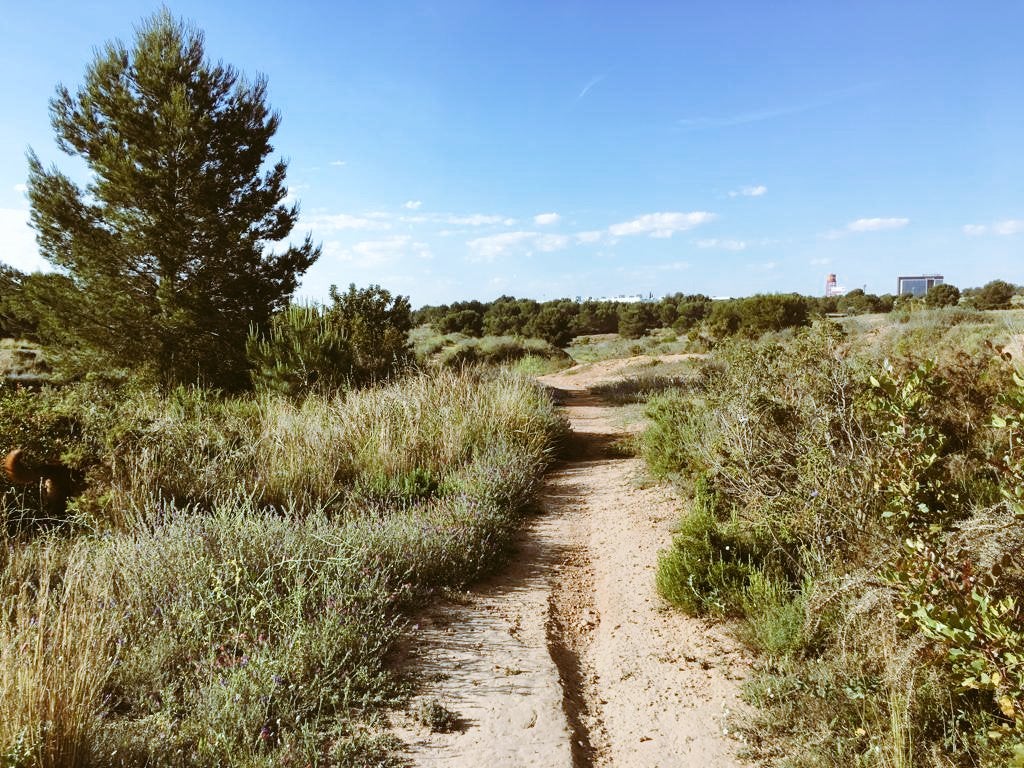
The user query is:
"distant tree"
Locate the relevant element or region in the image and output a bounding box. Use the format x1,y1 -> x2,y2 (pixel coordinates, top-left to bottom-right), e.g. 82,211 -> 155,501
733,294 -> 810,337
673,296 -> 712,331
971,279 -> 1016,310
924,283 -> 961,308
618,302 -> 657,339
483,296 -> 538,336
837,289 -> 888,315
706,301 -> 741,337
412,304 -> 448,328
657,296 -> 680,327
327,284 -> 413,386
23,11 -> 318,388
805,295 -> 838,316
527,302 -> 576,347
706,294 -> 809,338
875,294 -> 896,313
440,309 -> 484,336
574,300 -> 619,335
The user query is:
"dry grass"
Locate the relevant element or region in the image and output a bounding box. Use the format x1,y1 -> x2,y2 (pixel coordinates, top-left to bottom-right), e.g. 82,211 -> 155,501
0,542 -> 116,768
0,368 -> 565,765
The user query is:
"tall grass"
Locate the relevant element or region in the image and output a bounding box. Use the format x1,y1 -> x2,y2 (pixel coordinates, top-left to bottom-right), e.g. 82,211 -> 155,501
100,368 -> 563,520
0,541 -> 116,768
0,368 -> 565,765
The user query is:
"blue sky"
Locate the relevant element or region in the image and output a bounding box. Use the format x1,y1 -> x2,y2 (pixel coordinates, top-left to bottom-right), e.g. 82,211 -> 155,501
1,1 -> 1022,306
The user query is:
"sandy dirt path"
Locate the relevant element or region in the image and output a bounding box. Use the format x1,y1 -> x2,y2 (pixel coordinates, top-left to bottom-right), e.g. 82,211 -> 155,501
396,364 -> 752,767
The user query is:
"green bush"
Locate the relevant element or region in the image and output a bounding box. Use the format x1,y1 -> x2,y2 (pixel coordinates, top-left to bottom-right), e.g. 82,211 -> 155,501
246,304 -> 353,396
644,315 -> 1023,766
739,572 -> 808,657
431,335 -> 571,370
248,285 -> 414,396
656,478 -> 749,615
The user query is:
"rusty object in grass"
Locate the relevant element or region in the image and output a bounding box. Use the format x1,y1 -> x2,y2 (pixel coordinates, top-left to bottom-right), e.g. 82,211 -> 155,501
4,448 -> 83,516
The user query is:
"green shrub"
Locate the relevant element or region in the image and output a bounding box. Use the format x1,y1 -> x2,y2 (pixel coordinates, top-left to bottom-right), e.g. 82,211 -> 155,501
431,335 -> 571,370
247,285 -> 413,395
246,303 -> 354,396
740,572 -> 808,657
644,315 -> 1023,766
656,478 -> 749,615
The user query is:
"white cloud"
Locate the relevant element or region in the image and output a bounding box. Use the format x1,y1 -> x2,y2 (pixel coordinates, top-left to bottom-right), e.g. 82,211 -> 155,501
327,235 -> 432,266
12,183 -> 27,194
809,257 -> 832,266
534,233 -> 570,251
534,212 -> 561,226
450,214 -> 504,226
573,74 -> 606,106
608,211 -> 716,238
962,220 -> 1024,236
752,261 -> 778,272
994,220 -> 1024,235
466,231 -> 570,261
728,185 -> 767,198
329,160 -> 347,167
847,217 -> 909,232
281,183 -> 312,208
403,200 -> 422,210
575,230 -> 604,244
656,260 -> 691,271
0,207 -> 47,272
305,212 -> 391,232
436,213 -> 513,227
696,238 -> 747,251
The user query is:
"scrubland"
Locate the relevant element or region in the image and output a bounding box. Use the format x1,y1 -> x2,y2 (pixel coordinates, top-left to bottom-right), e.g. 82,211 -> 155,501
410,326 -> 573,375
0,368 -> 565,766
645,308 -> 1024,767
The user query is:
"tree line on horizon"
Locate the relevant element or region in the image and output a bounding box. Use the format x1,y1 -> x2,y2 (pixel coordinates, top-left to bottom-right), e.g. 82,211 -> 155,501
413,278 -> 1021,347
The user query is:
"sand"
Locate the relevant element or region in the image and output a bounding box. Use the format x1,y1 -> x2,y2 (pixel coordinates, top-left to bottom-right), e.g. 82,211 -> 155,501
394,360 -> 752,767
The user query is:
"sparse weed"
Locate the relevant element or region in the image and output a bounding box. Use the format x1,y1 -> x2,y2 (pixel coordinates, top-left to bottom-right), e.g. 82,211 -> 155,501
413,697 -> 461,733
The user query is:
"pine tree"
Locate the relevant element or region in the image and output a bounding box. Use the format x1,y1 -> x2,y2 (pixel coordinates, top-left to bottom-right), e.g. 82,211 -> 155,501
26,10 -> 319,388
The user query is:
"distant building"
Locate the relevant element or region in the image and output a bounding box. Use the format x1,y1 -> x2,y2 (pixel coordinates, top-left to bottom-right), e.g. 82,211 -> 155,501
825,273 -> 847,297
575,293 -> 655,303
897,274 -> 944,297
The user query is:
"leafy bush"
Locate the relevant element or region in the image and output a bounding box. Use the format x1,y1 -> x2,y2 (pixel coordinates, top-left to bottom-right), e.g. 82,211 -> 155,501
644,316 -> 1023,766
925,283 -> 961,308
656,478 -> 749,615
707,294 -> 810,339
970,279 -> 1016,310
248,285 -> 414,396
430,335 -> 571,370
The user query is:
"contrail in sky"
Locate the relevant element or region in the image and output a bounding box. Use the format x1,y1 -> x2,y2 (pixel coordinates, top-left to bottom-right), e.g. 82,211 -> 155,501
572,74 -> 606,107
